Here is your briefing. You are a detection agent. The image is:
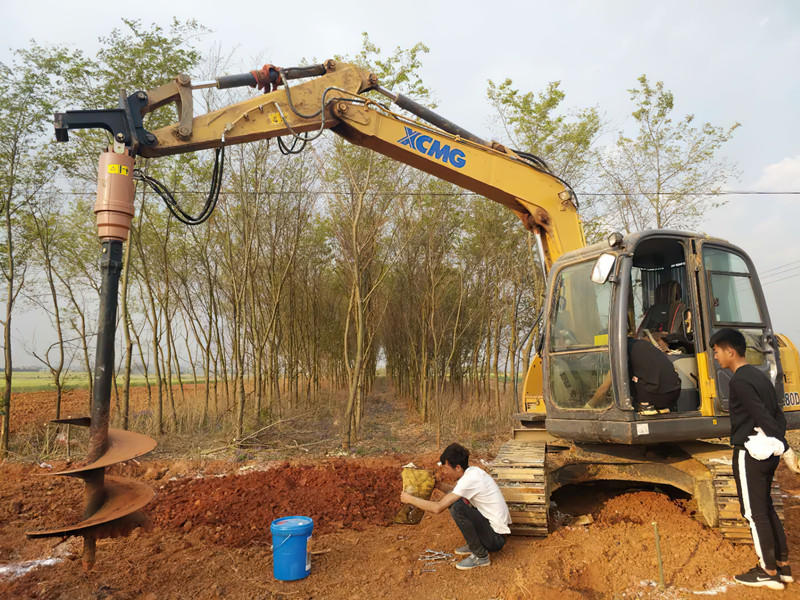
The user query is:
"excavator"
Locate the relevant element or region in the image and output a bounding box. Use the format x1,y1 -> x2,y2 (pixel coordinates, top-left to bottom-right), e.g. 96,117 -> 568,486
32,58 -> 800,567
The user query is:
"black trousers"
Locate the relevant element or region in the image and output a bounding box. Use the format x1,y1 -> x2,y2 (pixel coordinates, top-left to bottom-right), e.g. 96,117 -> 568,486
448,498 -> 506,558
633,382 -> 680,409
732,447 -> 788,571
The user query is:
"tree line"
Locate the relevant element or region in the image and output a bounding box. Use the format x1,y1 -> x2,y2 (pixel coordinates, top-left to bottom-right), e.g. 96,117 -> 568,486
0,21 -> 739,455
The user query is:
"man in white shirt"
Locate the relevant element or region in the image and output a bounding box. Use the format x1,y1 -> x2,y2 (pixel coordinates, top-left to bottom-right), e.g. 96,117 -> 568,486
400,443 -> 511,569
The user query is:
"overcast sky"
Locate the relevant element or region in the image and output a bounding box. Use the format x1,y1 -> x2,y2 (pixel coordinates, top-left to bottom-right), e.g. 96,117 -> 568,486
3,0 -> 799,363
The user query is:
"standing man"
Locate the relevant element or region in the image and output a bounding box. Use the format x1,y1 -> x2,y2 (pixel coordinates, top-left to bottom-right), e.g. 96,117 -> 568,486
711,328 -> 790,590
400,443 -> 511,570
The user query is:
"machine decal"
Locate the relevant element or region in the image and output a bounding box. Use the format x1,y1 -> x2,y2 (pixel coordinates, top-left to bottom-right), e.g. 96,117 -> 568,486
107,164 -> 129,176
398,127 -> 466,168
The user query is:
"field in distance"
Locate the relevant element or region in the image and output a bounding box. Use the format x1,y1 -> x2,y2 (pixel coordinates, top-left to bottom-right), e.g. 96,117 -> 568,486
1,371 -> 202,392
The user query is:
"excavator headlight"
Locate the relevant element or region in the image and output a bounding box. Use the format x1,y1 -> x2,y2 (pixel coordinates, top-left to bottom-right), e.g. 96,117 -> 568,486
608,232 -> 624,248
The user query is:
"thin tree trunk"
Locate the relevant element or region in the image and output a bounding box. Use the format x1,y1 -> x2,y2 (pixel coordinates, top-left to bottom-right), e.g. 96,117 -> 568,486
494,318 -> 501,413
132,316 -> 152,407
1,177 -> 16,457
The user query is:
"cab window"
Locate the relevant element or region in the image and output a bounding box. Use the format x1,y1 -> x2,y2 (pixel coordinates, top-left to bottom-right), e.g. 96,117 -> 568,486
550,261 -> 612,351
703,247 -> 762,325
549,261 -> 613,410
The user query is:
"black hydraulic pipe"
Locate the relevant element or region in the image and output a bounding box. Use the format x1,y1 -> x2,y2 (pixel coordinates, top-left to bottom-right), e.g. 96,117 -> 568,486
216,64 -> 328,90
217,73 -> 259,89
87,239 -> 124,463
282,64 -> 327,80
389,91 -> 488,147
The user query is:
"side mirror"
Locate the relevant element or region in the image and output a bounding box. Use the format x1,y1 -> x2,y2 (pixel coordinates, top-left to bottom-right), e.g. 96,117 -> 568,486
591,253 -> 616,284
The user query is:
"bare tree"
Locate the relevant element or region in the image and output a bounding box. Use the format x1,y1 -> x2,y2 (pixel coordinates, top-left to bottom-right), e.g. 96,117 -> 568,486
593,75 -> 739,235
0,47 -> 70,455
25,191 -> 68,418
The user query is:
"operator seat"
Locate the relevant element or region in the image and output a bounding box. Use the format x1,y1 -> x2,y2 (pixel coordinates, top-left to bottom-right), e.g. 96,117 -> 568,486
637,281 -> 692,352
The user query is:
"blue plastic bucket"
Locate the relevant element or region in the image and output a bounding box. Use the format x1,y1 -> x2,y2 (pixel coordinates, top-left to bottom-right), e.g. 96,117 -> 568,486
271,516 -> 314,581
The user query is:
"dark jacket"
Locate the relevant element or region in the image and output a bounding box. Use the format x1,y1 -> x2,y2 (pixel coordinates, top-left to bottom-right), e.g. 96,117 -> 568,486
627,338 -> 681,395
729,364 -> 787,449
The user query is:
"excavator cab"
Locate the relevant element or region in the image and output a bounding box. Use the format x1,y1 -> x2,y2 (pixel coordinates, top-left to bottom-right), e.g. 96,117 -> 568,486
499,230 -> 800,537
528,230 -> 800,443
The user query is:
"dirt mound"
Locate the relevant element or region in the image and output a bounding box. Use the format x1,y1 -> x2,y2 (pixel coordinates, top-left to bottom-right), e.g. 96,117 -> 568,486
501,490 -> 756,598
595,490 -> 698,528
151,460 -> 403,546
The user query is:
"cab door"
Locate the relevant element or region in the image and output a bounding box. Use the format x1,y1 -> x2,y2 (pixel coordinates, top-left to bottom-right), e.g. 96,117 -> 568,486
546,259 -> 614,412
699,243 -> 779,410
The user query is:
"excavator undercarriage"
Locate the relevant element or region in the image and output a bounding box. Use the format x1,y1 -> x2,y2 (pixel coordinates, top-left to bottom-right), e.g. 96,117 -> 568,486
490,431 -> 783,542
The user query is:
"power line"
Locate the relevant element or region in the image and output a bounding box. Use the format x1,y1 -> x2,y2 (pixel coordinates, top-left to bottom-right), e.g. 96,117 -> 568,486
760,259 -> 800,275
24,189 -> 800,197
587,191 -> 800,196
709,191 -> 800,195
762,272 -> 800,286
761,264 -> 800,281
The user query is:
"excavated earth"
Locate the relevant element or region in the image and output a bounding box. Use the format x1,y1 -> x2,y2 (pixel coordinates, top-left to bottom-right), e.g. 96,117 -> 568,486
2,456 -> 800,599
3,386 -> 800,598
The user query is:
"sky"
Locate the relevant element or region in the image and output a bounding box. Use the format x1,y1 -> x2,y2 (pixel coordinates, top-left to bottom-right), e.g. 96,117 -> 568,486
2,0 -> 799,364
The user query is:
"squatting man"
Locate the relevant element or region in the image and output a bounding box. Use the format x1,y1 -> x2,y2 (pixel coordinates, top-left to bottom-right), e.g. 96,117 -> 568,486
400,442 -> 510,570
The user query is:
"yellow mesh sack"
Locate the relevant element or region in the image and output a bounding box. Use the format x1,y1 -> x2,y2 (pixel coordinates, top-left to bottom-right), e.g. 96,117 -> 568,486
394,467 -> 435,525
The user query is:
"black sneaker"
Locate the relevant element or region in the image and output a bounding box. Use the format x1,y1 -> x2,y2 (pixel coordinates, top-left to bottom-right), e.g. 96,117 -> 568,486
734,565 -> 785,590
778,564 -> 793,583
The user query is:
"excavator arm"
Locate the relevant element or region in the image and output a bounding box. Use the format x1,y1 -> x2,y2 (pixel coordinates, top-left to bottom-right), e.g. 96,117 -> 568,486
57,59 -> 586,268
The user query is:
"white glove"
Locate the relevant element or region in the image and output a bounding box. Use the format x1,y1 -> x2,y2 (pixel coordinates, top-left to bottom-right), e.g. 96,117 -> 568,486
744,427 -> 786,460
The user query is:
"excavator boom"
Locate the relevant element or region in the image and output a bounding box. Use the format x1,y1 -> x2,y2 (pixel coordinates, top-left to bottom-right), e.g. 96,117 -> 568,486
56,60 -> 586,268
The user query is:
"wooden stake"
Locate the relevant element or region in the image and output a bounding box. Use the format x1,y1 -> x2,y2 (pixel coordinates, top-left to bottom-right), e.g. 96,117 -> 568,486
652,521 -> 665,590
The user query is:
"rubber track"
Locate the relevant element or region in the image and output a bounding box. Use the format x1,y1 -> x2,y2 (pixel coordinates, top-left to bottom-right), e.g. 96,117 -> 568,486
490,440 -> 548,536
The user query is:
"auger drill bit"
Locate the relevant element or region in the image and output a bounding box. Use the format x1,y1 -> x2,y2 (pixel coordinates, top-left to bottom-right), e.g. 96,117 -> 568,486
28,419 -> 156,568
27,146 -> 156,570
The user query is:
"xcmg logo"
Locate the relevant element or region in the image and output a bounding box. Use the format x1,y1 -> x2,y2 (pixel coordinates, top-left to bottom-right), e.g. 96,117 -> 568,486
398,127 -> 466,168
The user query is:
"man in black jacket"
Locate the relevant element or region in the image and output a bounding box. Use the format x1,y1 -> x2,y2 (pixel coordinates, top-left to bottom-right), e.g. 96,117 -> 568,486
627,337 -> 681,414
586,337 -> 681,414
711,328 -> 790,590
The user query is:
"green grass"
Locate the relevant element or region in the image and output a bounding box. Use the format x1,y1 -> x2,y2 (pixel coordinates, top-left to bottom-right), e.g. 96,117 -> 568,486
0,371 -> 202,393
